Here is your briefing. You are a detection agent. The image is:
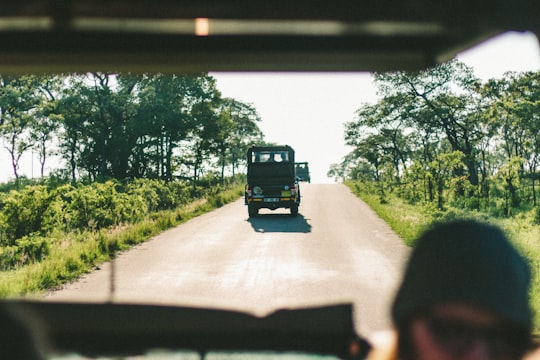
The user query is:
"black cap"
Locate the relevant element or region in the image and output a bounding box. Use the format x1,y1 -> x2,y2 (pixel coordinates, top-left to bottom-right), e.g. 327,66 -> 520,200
391,219 -> 532,330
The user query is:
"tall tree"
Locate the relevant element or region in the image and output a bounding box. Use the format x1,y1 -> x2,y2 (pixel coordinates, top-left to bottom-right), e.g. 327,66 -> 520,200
216,98 -> 264,180
32,75 -> 62,177
133,74 -> 204,181
482,71 -> 540,205
346,97 -> 412,184
0,75 -> 43,180
56,76 -> 93,182
184,85 -> 221,191
374,60 -> 485,186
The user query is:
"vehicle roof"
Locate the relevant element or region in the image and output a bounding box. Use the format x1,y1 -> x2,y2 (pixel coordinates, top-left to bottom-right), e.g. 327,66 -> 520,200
248,145 -> 295,152
0,0 -> 537,73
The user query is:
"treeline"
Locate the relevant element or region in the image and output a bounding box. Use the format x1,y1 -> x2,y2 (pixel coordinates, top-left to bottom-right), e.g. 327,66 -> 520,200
0,73 -> 264,184
329,60 -> 540,219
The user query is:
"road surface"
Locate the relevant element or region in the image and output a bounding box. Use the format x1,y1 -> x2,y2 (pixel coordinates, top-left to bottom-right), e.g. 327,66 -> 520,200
46,183 -> 410,337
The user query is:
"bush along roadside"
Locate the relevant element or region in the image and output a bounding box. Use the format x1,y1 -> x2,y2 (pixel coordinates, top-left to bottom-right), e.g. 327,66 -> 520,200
0,178 -> 245,297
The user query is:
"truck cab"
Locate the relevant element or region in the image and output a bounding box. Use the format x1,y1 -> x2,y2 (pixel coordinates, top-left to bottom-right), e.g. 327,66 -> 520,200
245,145 -> 300,217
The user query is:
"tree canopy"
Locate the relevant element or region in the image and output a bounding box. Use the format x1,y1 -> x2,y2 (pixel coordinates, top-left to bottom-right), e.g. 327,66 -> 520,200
336,60 -> 540,215
0,73 -> 264,184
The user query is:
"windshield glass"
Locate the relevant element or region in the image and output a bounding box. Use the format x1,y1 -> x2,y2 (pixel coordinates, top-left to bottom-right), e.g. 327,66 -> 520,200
0,27 -> 538,359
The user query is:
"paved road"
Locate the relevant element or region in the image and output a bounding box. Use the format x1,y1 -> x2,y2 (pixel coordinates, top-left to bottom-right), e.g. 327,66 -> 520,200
47,183 -> 410,337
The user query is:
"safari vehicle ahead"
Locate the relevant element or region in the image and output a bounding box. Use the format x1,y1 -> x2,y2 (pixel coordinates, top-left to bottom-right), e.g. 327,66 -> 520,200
295,162 -> 311,183
245,145 -> 301,217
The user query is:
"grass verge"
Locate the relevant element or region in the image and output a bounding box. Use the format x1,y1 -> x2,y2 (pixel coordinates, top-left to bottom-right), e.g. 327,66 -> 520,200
345,181 -> 540,333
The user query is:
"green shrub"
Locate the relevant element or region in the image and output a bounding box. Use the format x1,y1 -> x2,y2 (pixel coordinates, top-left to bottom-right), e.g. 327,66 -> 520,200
0,176 -> 244,297
126,178 -> 191,212
0,186 -> 54,245
61,181 -> 128,230
534,206 -> 540,225
0,234 -> 50,270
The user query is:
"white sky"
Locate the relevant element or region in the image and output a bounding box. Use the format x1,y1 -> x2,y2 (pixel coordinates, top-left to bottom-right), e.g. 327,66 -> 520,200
1,31 -> 539,183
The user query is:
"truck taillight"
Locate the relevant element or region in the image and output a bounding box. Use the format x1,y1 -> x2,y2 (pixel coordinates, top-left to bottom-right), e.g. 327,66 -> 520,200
246,185 -> 252,197
290,185 -> 297,196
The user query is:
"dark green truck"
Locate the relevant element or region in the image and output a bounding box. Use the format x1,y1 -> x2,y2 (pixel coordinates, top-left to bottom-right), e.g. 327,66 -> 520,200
245,145 -> 301,217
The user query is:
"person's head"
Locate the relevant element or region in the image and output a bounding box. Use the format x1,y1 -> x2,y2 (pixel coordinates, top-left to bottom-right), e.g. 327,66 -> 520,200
391,219 -> 533,360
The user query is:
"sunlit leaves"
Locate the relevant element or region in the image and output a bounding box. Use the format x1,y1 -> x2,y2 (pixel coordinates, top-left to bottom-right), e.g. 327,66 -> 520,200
0,73 -> 264,184
341,60 -> 540,213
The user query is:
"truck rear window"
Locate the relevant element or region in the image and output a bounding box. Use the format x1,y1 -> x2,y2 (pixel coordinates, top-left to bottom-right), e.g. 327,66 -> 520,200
252,151 -> 290,163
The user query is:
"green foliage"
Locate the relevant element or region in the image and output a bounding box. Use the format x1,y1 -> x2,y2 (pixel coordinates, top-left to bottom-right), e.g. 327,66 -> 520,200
0,75 -> 49,180
60,181 -> 119,230
0,72 -> 260,296
0,234 -> 50,270
0,177 -> 243,297
0,178 -> 201,243
0,73 -> 264,184
341,65 -> 540,220
0,185 -> 54,245
534,206 -> 540,225
207,184 -> 245,208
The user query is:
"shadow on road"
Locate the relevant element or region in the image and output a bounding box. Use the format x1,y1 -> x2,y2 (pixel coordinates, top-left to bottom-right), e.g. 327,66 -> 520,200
247,213 -> 312,233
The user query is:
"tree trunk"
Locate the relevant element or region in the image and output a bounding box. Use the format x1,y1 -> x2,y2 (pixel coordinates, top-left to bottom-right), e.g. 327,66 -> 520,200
437,179 -> 444,210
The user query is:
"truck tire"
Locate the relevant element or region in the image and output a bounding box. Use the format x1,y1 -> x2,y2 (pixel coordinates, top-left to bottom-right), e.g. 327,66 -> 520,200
248,205 -> 258,217
290,204 -> 299,217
